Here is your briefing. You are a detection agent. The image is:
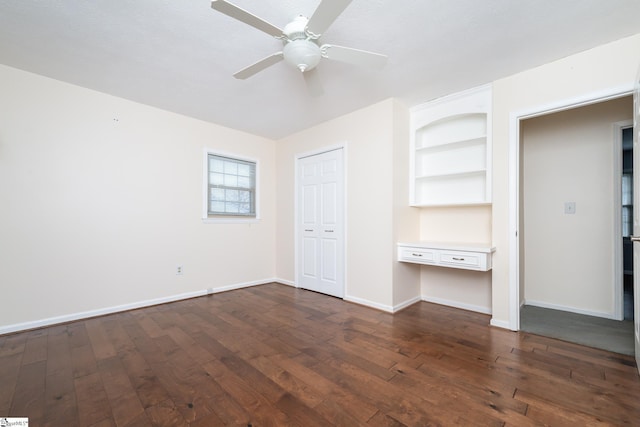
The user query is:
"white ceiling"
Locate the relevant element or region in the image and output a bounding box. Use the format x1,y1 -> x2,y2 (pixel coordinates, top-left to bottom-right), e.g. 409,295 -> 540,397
1,1 -> 640,139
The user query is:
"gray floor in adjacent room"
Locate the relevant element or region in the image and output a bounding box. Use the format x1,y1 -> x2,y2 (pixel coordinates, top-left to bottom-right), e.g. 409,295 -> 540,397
520,305 -> 635,356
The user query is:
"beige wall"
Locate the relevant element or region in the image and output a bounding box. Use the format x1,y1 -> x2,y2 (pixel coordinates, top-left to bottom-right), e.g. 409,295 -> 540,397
521,96 -> 632,316
275,99 -> 420,311
419,205 -> 492,312
491,33 -> 640,327
392,101 -> 422,307
0,64 -> 276,331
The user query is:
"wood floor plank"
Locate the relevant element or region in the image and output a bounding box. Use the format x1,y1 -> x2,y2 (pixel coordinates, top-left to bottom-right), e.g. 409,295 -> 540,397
44,326 -> 78,427
85,318 -> 117,361
202,358 -> 292,426
0,283 -> 638,426
515,388 -> 622,426
247,355 -> 324,409
0,353 -> 23,413
366,411 -> 408,427
21,334 -> 48,365
74,372 -> 114,426
144,398 -> 188,427
97,356 -> 146,427
70,343 -> 98,379
0,333 -> 27,358
271,352 -> 379,423
10,359 -> 46,423
66,322 -> 90,349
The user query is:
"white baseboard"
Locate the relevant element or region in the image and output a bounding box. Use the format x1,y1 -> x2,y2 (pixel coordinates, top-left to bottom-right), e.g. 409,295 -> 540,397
524,299 -> 617,320
344,295 -> 394,313
393,295 -> 422,312
490,318 -> 512,330
274,278 -> 296,287
0,278 -> 276,335
421,296 -> 492,315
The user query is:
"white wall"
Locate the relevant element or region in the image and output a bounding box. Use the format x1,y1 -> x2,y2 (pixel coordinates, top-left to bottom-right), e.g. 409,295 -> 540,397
0,64 -> 276,332
275,99 -> 420,311
521,96 -> 632,317
491,33 -> 640,327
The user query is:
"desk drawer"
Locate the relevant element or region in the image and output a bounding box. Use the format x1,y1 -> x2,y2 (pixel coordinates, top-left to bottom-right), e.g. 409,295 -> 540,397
440,251 -> 485,269
398,247 -> 436,264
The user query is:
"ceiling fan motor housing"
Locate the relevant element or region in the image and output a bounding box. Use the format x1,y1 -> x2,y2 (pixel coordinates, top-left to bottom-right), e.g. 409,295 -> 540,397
283,40 -> 321,72
282,16 -> 321,72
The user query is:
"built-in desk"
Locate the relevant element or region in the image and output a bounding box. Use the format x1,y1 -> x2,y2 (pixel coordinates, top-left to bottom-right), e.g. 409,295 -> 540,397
397,242 -> 495,271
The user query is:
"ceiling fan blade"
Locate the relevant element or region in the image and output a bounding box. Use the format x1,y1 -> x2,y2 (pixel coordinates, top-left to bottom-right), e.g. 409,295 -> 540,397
321,44 -> 387,69
211,0 -> 283,38
233,52 -> 284,79
306,0 -> 353,36
303,69 -> 323,97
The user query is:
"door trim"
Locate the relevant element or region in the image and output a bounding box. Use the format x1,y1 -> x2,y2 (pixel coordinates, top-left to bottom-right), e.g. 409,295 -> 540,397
294,143 -> 347,296
506,84 -> 633,331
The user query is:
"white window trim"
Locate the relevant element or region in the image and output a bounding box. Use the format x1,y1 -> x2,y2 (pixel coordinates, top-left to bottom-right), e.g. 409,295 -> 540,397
202,148 -> 260,224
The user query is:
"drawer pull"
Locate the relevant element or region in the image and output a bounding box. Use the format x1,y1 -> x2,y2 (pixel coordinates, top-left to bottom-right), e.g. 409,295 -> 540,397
325,229 -> 334,233
411,253 -> 423,257
452,257 -> 465,261
305,229 -> 314,232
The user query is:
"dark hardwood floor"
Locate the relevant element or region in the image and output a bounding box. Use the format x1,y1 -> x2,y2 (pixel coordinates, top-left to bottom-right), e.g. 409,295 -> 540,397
1,283 -> 639,426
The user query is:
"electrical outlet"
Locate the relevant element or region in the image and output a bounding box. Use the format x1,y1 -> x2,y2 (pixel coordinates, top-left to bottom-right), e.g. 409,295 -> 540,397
176,265 -> 183,275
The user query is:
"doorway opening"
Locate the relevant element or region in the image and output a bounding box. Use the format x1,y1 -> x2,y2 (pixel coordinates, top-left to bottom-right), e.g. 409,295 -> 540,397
518,96 -> 635,355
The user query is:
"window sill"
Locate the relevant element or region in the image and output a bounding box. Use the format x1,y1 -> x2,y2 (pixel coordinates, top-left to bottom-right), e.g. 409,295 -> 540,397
201,217 -> 260,224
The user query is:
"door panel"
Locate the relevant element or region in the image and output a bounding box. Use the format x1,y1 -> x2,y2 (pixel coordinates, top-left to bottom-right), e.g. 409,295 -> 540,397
297,148 -> 344,298
303,185 -> 317,224
302,238 -> 317,278
321,238 -> 337,281
322,182 -> 337,224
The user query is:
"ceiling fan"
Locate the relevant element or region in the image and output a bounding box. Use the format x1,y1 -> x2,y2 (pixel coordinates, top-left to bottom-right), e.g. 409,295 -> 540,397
211,0 -> 388,95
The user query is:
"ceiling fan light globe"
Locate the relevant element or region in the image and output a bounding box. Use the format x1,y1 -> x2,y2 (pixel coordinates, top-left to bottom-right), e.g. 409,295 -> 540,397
283,39 -> 321,73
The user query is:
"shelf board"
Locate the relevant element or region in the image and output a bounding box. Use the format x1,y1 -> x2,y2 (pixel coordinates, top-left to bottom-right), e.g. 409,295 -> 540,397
410,201 -> 491,207
415,169 -> 486,181
416,135 -> 486,152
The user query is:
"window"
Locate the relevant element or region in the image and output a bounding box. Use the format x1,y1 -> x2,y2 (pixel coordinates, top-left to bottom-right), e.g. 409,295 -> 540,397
205,152 -> 257,219
622,173 -> 633,238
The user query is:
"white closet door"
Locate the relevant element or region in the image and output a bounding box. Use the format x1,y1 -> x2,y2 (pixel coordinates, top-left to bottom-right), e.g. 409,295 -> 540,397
297,148 -> 344,298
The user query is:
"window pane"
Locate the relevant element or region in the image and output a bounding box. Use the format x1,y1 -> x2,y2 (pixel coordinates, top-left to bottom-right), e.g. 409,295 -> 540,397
226,189 -> 239,202
224,161 -> 238,175
224,174 -> 238,187
238,176 -> 250,188
209,157 -> 224,173
211,201 -> 225,213
239,203 -> 250,214
211,172 -> 224,186
623,207 -> 632,238
211,188 -> 225,200
238,163 -> 250,177
238,190 -> 250,203
623,174 -> 633,205
226,202 -> 239,213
